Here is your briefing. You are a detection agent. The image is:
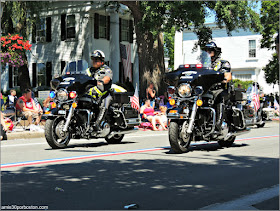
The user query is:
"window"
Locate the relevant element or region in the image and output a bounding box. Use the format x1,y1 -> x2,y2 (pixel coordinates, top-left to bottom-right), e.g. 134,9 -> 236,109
36,18 -> 46,42
94,13 -> 110,40
13,67 -> 19,87
119,19 -> 133,43
99,15 -> 107,38
34,17 -> 51,43
37,63 -> 46,87
121,19 -> 129,42
61,14 -> 75,40
66,15 -> 75,39
234,74 -> 252,81
249,40 -> 256,58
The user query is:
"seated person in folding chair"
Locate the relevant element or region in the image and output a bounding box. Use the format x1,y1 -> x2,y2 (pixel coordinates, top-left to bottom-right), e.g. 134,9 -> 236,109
2,89 -> 18,120
16,88 -> 42,129
140,99 -> 167,131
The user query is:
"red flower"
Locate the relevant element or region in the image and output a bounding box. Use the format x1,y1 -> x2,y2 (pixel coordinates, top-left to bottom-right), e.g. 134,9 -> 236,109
17,39 -> 23,45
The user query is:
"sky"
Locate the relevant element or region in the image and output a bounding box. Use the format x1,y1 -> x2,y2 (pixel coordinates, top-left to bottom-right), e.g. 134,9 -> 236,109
205,1 -> 262,23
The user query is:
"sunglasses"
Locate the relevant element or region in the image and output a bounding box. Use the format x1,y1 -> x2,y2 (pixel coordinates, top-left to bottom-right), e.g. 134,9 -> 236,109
91,57 -> 101,62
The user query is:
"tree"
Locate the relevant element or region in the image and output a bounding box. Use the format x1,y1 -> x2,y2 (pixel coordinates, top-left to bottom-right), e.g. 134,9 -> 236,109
260,1 -> 279,85
118,1 -> 261,98
1,1 -> 48,91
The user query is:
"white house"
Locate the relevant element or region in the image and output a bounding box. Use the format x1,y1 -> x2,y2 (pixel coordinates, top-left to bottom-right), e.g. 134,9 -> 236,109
174,23 -> 279,94
1,1 -> 139,92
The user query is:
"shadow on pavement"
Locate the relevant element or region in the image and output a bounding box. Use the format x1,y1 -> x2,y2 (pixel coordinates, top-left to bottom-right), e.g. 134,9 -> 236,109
1,154 -> 279,210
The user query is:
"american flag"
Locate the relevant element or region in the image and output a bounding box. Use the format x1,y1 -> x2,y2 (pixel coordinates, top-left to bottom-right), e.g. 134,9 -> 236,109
130,85 -> 140,111
252,84 -> 260,112
120,43 -> 132,82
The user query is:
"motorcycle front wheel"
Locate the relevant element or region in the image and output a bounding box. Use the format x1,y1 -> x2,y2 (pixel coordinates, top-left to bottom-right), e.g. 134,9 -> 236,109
45,118 -> 71,149
169,121 -> 191,153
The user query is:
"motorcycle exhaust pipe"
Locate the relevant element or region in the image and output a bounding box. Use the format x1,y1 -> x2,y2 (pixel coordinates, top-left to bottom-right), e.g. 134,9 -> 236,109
107,129 -> 137,139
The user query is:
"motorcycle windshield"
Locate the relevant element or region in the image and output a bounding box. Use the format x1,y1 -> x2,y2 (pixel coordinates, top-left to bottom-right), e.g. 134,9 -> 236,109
62,60 -> 89,75
199,50 -> 212,68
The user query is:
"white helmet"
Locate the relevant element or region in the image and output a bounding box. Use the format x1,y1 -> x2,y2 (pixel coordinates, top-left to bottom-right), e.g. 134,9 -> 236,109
91,50 -> 105,62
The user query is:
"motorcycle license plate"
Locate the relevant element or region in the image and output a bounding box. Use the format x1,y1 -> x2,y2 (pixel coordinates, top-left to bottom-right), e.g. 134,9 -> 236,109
63,104 -> 70,110
58,110 -> 66,115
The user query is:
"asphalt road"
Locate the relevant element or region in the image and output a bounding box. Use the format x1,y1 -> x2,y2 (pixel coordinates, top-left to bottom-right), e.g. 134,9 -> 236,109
1,121 -> 279,210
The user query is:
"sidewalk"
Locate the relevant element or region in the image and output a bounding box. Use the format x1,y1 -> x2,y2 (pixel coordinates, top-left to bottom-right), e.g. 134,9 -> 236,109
4,126 -> 45,140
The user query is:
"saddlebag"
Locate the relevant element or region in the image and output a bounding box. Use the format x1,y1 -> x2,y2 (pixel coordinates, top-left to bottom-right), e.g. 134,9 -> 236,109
112,92 -> 133,104
232,88 -> 247,101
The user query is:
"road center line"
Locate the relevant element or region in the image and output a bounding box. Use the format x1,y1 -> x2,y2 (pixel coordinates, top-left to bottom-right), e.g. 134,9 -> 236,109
1,135 -> 278,169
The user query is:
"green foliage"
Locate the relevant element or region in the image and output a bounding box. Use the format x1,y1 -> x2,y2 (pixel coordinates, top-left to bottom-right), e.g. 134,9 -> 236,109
259,1 -> 279,85
1,1 -> 49,38
260,1 -> 279,49
262,54 -> 279,84
164,27 -> 175,69
232,79 -> 254,90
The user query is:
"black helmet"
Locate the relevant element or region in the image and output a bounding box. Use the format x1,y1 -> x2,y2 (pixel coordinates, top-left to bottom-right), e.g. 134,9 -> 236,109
91,50 -> 105,62
203,41 -> 222,61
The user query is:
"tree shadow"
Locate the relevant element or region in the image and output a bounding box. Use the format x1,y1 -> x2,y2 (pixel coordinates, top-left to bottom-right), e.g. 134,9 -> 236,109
1,153 -> 278,210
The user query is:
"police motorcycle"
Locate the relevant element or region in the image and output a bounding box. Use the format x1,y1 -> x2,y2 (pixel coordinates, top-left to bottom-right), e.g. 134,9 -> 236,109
231,84 -> 265,128
164,51 -> 249,153
44,60 -> 140,149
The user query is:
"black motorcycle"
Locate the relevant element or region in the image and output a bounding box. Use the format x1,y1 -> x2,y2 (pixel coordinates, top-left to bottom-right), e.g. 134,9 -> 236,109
235,85 -> 267,128
164,52 -> 249,153
44,60 -> 140,149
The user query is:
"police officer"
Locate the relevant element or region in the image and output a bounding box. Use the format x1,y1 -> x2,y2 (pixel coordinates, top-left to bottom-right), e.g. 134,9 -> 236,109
86,50 -> 113,132
203,41 -> 232,131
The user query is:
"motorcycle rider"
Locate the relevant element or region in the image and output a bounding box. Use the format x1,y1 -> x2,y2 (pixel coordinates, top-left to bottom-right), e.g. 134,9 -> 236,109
86,50 -> 113,132
203,41 -> 232,131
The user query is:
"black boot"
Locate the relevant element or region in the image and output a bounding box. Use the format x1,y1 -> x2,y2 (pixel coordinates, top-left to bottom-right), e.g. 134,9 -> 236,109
94,107 -> 107,132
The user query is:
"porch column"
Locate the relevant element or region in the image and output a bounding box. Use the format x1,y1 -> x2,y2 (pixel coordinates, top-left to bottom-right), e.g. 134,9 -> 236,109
109,11 -> 120,83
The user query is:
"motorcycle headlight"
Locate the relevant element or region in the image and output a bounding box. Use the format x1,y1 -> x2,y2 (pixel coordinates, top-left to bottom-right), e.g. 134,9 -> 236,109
178,83 -> 192,98
57,89 -> 68,101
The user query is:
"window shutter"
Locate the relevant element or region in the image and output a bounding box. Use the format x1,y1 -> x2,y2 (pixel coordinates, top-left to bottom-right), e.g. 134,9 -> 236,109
131,63 -> 133,80
32,63 -> 37,87
32,22 -> 36,43
94,13 -> 99,39
119,62 -> 124,83
107,16 -> 110,40
46,62 -> 52,86
129,20 -> 133,43
119,18 -> 122,42
46,17 -> 52,42
61,14 -> 66,41
61,61 -> 66,74
9,66 -> 13,88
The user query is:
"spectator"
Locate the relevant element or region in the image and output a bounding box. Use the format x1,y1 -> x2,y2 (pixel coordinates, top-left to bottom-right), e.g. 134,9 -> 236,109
0,111 -> 8,140
0,92 -> 4,110
31,92 -> 43,114
140,99 -> 167,131
42,96 -> 53,113
16,88 -> 43,131
7,89 -> 18,109
237,84 -> 242,89
158,106 -> 168,128
146,82 -> 156,108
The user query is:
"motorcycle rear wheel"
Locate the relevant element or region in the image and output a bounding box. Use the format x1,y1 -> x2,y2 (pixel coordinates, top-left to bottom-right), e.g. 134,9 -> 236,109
169,121 -> 191,153
105,134 -> 124,144
45,118 -> 71,149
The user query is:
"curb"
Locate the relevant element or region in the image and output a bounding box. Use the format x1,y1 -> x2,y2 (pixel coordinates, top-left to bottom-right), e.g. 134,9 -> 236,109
6,131 -> 45,140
